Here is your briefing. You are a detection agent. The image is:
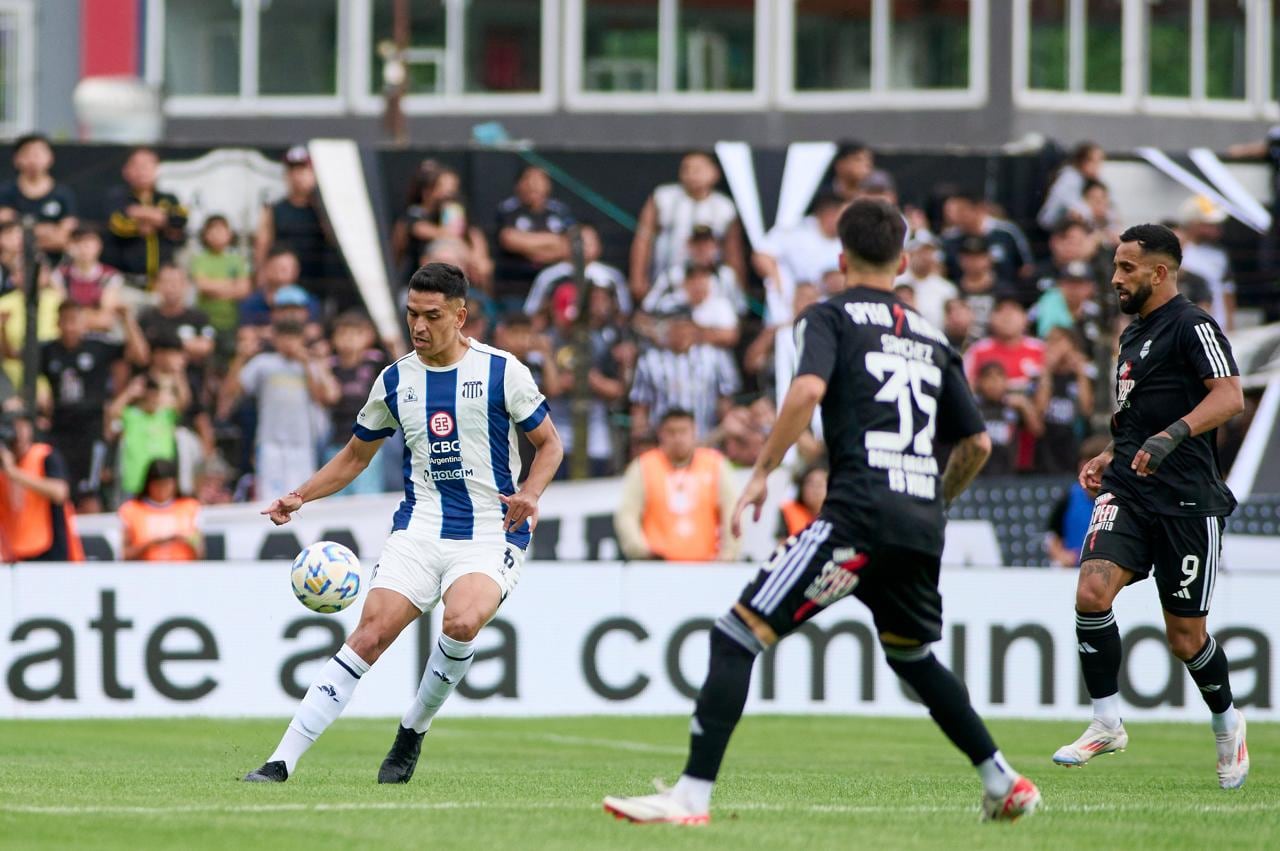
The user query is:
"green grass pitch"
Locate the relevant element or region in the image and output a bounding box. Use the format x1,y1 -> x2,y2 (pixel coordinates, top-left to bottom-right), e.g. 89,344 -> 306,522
0,715 -> 1274,850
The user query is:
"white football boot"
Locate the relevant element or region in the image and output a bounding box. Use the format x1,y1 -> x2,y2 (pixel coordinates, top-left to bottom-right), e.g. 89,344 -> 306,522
1053,718 -> 1129,766
980,775 -> 1042,823
603,780 -> 710,825
1215,709 -> 1250,790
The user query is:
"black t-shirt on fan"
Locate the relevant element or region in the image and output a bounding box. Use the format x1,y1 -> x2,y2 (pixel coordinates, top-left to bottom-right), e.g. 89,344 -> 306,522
795,287 -> 986,557
1102,295 -> 1238,517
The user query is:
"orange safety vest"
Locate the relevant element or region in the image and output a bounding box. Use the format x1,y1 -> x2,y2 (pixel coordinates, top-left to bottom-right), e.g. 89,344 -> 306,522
0,443 -> 84,562
638,447 -> 723,562
779,501 -> 816,538
118,497 -> 201,562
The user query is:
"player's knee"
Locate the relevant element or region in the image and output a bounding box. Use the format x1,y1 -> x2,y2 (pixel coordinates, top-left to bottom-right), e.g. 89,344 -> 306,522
1166,626 -> 1207,661
879,636 -> 933,669
1074,580 -> 1113,613
344,627 -> 391,665
441,609 -> 485,642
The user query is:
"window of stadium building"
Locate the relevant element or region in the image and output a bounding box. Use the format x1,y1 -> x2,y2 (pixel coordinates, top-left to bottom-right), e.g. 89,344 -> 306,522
0,0 -> 32,135
788,0 -> 982,103
257,0 -> 339,96
1145,0 -> 1246,102
1025,0 -> 1123,95
162,0 -> 241,96
575,0 -> 759,99
367,0 -> 543,97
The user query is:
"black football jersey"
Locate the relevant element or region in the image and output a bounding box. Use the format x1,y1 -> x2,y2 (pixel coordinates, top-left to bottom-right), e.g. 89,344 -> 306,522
795,286 -> 985,557
1102,295 -> 1237,516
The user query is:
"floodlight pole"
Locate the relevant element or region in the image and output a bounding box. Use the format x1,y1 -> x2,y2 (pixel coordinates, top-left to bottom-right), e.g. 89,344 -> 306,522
382,0 -> 410,146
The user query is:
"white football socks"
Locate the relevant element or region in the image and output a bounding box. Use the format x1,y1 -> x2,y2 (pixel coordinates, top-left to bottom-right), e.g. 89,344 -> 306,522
673,775 -> 714,814
976,750 -> 1015,798
401,634 -> 475,734
1211,704 -> 1238,736
1092,693 -> 1122,728
269,644 -> 370,774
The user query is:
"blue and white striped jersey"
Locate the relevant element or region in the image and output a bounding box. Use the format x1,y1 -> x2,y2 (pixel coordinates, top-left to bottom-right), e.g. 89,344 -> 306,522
352,341 -> 549,549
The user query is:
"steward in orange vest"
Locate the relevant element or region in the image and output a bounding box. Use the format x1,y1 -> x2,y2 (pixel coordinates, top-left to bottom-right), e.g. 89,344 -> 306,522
777,464 -> 828,541
119,458 -> 203,561
615,409 -> 737,562
0,410 -> 84,562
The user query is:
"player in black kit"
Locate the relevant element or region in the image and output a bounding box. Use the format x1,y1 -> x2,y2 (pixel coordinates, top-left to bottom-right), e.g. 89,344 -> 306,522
1053,224 -> 1249,789
603,200 -> 1041,826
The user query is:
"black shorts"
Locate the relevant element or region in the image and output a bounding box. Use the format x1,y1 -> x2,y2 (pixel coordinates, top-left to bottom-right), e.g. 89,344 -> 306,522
51,434 -> 105,501
1079,493 -> 1224,617
736,518 -> 943,645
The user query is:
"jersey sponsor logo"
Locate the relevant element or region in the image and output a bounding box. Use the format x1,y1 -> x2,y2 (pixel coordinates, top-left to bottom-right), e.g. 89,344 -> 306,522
462,380 -> 484,399
794,551 -> 870,622
843,301 -> 894,328
1140,340 -> 1152,359
1086,496 -> 1119,548
429,411 -> 455,437
1116,360 -> 1135,408
428,439 -> 462,454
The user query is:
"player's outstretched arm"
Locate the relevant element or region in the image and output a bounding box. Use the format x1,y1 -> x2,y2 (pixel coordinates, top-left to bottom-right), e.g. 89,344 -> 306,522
261,436 -> 383,525
500,416 -> 563,532
731,374 -> 826,537
940,431 -> 992,509
1132,376 -> 1243,477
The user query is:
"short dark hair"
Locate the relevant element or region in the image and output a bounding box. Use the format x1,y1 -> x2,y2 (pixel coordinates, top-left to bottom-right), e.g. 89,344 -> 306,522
682,149 -> 717,166
1052,218 -> 1090,238
408,262 -> 469,300
836,140 -> 870,160
143,457 -> 178,487
810,189 -> 844,213
497,312 -> 533,331
70,224 -> 100,241
1119,223 -> 1182,267
977,361 -> 1007,379
266,246 -> 298,262
1082,178 -> 1107,194
658,408 -> 695,427
57,300 -> 82,316
683,261 -> 716,279
333,309 -> 373,331
1070,142 -> 1102,168
13,133 -> 50,154
836,199 -> 906,267
126,145 -> 158,163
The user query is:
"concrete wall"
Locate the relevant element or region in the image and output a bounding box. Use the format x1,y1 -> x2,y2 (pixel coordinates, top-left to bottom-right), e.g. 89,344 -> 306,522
33,0 -> 81,139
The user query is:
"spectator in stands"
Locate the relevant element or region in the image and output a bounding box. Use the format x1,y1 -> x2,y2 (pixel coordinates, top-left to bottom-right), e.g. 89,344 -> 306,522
1034,326 -> 1095,475
239,249 -> 319,328
1045,435 -> 1113,567
1178,195 -> 1237,330
953,235 -> 1009,335
38,301 -> 147,512
854,169 -> 898,205
1037,141 -> 1105,231
51,226 -> 124,335
630,309 -> 740,442
494,165 -> 575,312
743,281 -> 821,396
0,225 -> 61,391
524,224 -> 631,316
942,189 -> 1034,286
190,214 -> 251,362
965,297 -> 1045,393
1030,260 -> 1106,359
218,319 -> 339,499
942,296 -> 977,352
255,146 -> 350,309
1031,219 -> 1103,296
105,146 -> 189,291
640,262 -> 738,349
649,225 -> 745,316
461,295 -> 490,343
0,133 -> 78,262
712,399 -> 776,469
107,374 -> 180,499
614,408 -> 738,562
0,406 -> 81,562
139,264 -> 216,366
630,150 -> 744,300
325,311 -> 389,495
754,191 -> 843,325
894,281 -> 917,309
146,332 -> 216,496
778,462 -> 827,541
830,141 -> 875,201
974,362 -> 1042,478
118,457 -> 203,561
395,160 -> 493,288
494,313 -> 561,476
1082,179 -> 1121,248
895,228 -> 957,329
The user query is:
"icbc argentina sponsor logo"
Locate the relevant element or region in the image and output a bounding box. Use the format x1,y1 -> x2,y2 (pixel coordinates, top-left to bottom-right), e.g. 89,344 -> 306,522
429,411 -> 455,437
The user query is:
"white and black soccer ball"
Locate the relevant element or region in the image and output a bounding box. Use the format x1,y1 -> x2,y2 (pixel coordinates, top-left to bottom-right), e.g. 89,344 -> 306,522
290,541 -> 363,614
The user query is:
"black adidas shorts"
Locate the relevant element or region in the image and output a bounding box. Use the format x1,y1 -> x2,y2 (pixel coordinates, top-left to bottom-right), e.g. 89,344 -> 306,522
1078,493 -> 1225,617
737,517 -> 943,645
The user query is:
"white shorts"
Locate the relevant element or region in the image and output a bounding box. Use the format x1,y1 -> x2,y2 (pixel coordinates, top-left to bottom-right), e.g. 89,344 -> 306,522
368,531 -> 524,613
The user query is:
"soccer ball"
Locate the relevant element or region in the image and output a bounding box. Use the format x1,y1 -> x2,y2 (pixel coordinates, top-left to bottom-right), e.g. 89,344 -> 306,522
290,541 -> 363,614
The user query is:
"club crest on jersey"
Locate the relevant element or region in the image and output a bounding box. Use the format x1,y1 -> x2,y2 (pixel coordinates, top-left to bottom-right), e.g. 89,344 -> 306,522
429,411 -> 455,437
1116,361 -> 1135,408
1140,340 -> 1152,359
462,380 -> 484,399
403,386 -> 418,403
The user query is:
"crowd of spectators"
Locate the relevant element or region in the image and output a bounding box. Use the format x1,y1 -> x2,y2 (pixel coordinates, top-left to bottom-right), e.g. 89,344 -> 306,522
0,135 -> 1262,566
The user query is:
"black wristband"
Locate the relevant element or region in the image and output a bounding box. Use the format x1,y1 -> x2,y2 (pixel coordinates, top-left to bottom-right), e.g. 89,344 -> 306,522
1166,419 -> 1191,445
1138,419 -> 1190,474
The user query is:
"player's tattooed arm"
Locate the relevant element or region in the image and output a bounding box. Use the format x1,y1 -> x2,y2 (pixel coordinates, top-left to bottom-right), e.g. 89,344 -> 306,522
941,432 -> 992,508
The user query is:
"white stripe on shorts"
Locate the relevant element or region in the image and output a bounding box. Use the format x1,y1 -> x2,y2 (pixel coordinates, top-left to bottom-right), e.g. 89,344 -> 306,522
755,521 -> 832,614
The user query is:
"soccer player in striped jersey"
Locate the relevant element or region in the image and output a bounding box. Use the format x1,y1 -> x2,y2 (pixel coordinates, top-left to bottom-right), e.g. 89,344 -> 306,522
243,262 -> 563,784
1057,225 -> 1249,789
